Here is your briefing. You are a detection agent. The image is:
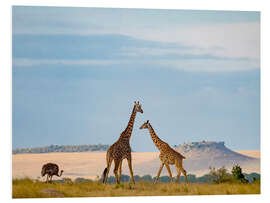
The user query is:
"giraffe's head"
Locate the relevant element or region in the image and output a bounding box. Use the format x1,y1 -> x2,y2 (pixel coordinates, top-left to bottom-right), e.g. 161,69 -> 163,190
134,101 -> 143,113
139,120 -> 150,129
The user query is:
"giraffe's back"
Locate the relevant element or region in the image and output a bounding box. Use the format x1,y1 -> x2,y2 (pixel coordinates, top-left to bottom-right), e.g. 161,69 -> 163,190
159,145 -> 185,165
107,140 -> 131,160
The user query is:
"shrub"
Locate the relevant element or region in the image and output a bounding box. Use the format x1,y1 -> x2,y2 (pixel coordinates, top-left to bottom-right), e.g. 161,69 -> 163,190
106,176 -> 116,183
141,175 -> 153,182
231,165 -> 249,183
74,178 -> 93,183
252,177 -> 260,184
157,176 -> 171,183
119,175 -> 130,182
209,166 -> 233,184
134,175 -> 141,181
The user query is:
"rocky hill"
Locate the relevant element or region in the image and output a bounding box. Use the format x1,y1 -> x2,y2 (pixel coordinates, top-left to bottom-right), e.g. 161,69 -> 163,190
176,141 -> 254,162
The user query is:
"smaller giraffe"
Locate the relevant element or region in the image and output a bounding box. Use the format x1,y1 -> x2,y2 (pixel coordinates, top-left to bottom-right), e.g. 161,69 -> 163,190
41,163 -> 64,183
140,120 -> 188,184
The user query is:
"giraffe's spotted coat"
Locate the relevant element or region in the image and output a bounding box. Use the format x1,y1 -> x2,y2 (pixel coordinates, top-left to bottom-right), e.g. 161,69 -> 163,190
140,120 -> 188,184
103,102 -> 143,184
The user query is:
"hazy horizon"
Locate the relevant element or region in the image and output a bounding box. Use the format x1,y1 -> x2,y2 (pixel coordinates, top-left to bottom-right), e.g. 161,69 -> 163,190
12,141 -> 261,151
12,7 -> 260,151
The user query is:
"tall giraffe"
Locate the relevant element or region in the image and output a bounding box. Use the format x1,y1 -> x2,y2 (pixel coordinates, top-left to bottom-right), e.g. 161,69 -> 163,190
102,101 -> 143,184
139,120 -> 188,184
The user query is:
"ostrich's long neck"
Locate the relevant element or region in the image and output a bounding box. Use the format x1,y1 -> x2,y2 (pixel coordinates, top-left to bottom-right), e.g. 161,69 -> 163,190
58,170 -> 63,177
148,124 -> 165,151
120,105 -> 137,140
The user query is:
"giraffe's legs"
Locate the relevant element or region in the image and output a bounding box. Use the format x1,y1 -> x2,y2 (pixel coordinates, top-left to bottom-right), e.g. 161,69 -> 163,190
179,167 -> 188,183
127,157 -> 135,184
113,159 -> 121,184
104,158 -> 113,184
165,164 -> 173,183
175,167 -> 181,183
154,163 -> 164,184
118,159 -> 123,183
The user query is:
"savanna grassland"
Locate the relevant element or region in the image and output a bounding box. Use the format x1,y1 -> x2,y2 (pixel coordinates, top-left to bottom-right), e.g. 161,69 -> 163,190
12,178 -> 260,198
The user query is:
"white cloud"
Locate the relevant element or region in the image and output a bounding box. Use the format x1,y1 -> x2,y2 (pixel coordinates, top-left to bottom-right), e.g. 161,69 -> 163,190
146,58 -> 258,72
13,7 -> 260,67
13,58 -> 127,67
118,45 -> 260,72
120,22 -> 260,60
13,12 -> 260,72
32,22 -> 258,62
13,57 -> 259,73
24,22 -> 258,62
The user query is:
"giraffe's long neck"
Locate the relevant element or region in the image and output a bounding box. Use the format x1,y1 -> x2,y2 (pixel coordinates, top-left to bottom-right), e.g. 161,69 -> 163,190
148,124 -> 165,151
120,105 -> 137,140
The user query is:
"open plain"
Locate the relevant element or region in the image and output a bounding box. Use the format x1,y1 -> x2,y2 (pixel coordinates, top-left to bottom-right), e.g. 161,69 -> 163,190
12,150 -> 260,181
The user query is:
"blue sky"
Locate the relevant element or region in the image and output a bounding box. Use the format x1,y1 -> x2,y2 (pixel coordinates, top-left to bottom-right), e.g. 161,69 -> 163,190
12,6 -> 260,151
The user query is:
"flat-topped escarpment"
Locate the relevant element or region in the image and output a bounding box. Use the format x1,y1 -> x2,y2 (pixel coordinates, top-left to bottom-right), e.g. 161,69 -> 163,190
175,141 -> 255,161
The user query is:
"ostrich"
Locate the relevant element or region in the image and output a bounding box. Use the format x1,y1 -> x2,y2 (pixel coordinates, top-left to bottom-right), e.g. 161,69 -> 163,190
41,163 -> 64,183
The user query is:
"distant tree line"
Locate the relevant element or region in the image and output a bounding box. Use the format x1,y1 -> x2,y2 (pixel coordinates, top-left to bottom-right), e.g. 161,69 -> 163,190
101,172 -> 260,184
54,171 -> 260,184
47,164 -> 260,184
12,144 -> 110,154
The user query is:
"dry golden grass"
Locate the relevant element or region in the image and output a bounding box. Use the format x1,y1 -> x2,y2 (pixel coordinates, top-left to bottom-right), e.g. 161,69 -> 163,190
12,178 -> 260,198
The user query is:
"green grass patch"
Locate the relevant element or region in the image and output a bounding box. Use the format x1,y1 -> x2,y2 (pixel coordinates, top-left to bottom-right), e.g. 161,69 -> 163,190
12,178 -> 260,198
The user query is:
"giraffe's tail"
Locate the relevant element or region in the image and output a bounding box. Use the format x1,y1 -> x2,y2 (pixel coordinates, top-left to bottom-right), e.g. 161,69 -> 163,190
102,167 -> 108,183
